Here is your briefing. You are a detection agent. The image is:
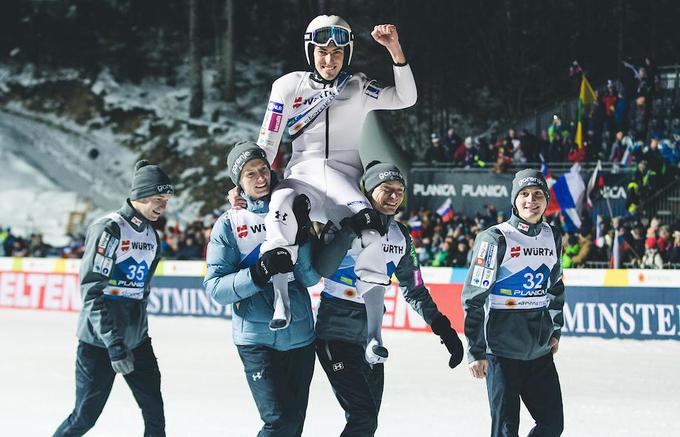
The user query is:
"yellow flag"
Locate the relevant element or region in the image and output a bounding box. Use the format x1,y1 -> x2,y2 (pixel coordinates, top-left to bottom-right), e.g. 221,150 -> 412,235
576,75 -> 597,149
580,75 -> 597,106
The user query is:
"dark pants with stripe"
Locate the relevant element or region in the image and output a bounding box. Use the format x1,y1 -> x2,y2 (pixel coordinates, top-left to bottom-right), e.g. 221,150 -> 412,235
237,342 -> 315,437
53,339 -> 165,437
486,353 -> 563,437
315,338 -> 384,437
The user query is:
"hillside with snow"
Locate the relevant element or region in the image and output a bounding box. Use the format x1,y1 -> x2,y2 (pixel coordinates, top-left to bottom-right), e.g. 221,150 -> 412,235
0,61 -> 275,242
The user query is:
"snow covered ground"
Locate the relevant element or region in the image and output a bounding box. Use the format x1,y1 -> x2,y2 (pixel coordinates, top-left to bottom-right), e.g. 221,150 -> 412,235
0,115 -> 94,246
2,308 -> 678,437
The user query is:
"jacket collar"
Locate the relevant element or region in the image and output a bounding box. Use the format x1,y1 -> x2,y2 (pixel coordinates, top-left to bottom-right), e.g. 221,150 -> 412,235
244,193 -> 269,214
508,213 -> 543,237
121,199 -> 150,232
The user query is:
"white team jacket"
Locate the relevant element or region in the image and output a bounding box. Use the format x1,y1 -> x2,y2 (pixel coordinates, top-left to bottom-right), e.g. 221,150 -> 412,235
256,65 -> 417,180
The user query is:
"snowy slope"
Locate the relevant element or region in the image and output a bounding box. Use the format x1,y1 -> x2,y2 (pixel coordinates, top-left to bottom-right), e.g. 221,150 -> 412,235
0,119 -> 92,246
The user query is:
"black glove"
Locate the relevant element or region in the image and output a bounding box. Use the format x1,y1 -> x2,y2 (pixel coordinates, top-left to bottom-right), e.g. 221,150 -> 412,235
108,343 -> 135,375
292,194 -> 312,245
250,248 -> 293,287
341,208 -> 387,236
431,314 -> 464,369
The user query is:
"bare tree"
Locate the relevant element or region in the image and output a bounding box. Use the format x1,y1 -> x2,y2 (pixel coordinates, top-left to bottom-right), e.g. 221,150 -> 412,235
189,0 -> 203,118
222,0 -> 236,102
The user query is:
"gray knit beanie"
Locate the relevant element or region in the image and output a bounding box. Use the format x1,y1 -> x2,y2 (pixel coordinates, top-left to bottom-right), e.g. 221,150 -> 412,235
361,160 -> 406,193
129,160 -> 174,200
510,169 -> 550,206
226,140 -> 270,186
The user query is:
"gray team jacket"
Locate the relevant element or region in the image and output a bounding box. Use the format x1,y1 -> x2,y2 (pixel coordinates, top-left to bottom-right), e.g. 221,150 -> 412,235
76,200 -> 161,360
315,217 -> 444,345
462,214 -> 565,362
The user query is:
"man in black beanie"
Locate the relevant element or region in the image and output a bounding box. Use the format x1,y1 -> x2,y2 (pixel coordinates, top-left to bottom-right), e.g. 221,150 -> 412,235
463,168 -> 565,437
54,160 -> 173,437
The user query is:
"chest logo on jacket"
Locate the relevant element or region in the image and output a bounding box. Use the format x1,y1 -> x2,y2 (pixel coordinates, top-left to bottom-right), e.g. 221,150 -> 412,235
510,246 -> 555,258
237,224 -> 266,238
382,244 -> 404,255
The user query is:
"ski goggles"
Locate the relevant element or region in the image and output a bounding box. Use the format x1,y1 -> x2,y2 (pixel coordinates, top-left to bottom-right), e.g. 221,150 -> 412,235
304,26 -> 353,47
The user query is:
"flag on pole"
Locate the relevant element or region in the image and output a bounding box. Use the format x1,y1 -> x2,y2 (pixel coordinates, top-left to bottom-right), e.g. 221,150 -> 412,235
594,214 -> 605,248
539,154 -> 552,180
575,75 -> 597,149
545,163 -> 586,232
436,198 -> 454,223
610,229 -> 624,269
408,217 -> 423,239
586,160 -> 605,209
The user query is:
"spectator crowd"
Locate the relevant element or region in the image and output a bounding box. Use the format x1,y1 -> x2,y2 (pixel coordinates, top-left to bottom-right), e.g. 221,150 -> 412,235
405,204 -> 680,270
0,219 -> 214,261
423,58 -> 679,176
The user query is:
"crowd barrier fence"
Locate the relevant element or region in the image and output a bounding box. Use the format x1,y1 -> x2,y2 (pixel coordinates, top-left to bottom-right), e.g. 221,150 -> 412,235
1,257 -> 678,340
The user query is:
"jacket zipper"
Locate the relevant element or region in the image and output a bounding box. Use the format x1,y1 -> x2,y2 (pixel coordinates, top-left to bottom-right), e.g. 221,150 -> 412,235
325,107 -> 330,159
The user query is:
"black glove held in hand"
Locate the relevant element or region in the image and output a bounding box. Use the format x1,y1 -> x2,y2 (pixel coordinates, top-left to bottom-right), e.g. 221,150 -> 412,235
293,194 -> 312,246
341,208 -> 387,236
250,248 -> 294,287
431,314 -> 464,369
108,344 -> 135,375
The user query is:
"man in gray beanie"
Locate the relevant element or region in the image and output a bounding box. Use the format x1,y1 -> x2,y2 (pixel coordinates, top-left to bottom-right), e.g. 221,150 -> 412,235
312,160 -> 464,436
463,167 -> 565,436
204,141 -> 322,435
54,160 -> 172,436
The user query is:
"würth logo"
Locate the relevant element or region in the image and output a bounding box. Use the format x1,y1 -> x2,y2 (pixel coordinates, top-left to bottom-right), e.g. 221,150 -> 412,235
510,246 -> 520,258
237,225 -> 248,238
121,240 -> 130,252
293,96 -> 302,108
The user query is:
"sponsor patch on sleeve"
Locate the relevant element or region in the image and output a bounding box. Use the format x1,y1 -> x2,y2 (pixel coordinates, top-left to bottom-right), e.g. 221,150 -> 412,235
260,102 -> 284,134
409,237 -> 420,268
481,268 -> 494,289
470,265 -> 484,286
413,269 -> 423,287
365,81 -> 384,99
98,232 -> 111,249
104,237 -> 119,257
267,100 -> 284,114
93,254 -> 113,277
484,243 -> 497,268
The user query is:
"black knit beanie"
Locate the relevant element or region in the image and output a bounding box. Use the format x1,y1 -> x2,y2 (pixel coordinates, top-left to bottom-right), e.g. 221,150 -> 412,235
510,169 -> 550,207
129,160 -> 174,200
361,160 -> 406,194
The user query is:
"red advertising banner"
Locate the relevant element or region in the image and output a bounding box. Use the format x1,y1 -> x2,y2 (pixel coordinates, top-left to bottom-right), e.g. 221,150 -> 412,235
0,271 -> 82,311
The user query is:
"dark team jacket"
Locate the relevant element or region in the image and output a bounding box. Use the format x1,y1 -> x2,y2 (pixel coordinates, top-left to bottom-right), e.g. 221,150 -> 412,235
462,214 -> 565,362
76,200 -> 161,360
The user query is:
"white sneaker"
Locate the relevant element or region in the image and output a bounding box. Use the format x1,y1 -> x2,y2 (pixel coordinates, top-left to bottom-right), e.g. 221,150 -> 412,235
365,338 -> 388,365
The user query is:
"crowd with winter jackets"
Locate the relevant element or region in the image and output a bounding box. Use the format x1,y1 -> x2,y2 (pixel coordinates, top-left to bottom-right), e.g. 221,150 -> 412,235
405,205 -> 680,270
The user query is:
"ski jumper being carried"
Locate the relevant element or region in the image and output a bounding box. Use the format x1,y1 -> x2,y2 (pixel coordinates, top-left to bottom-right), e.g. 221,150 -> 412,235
249,15 -> 416,363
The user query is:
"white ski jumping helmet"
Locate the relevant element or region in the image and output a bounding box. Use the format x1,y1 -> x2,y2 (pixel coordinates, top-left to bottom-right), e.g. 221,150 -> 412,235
304,15 -> 354,69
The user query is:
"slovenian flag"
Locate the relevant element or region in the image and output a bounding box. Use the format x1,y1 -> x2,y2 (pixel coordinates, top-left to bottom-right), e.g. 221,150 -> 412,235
545,163 -> 586,232
540,154 -> 552,180
408,217 -> 423,239
436,198 -> 454,223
